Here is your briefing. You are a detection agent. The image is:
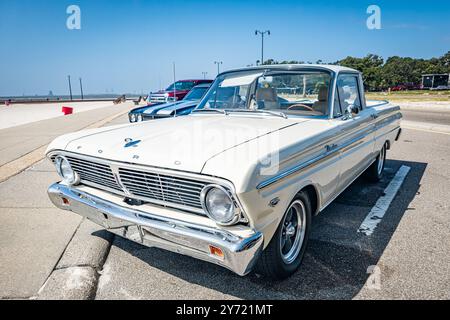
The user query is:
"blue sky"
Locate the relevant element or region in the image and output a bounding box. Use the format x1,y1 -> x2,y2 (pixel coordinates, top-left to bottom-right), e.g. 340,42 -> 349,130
1,0 -> 449,96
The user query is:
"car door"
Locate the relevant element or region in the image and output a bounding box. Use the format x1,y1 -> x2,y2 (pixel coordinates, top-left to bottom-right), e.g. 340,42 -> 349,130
332,73 -> 376,193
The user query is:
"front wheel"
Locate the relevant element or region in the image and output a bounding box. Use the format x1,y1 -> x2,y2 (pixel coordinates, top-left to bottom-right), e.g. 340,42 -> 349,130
364,143 -> 387,182
255,191 -> 312,280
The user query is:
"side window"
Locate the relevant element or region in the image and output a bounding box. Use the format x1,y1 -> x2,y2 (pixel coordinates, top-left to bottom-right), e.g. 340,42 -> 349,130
336,75 -> 362,113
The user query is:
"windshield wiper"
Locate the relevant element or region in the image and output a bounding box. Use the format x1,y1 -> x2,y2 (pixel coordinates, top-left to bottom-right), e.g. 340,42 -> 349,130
192,108 -> 228,115
225,109 -> 288,119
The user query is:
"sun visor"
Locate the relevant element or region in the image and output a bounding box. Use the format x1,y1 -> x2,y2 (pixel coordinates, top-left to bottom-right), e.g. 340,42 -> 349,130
220,72 -> 263,87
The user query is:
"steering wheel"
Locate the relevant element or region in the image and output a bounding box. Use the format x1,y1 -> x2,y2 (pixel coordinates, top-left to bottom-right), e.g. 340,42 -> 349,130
287,104 -> 314,111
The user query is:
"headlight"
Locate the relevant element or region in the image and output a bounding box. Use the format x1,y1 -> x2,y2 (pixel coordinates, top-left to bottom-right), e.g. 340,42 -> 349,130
129,113 -> 137,122
200,185 -> 240,225
137,114 -> 143,122
54,155 -> 79,185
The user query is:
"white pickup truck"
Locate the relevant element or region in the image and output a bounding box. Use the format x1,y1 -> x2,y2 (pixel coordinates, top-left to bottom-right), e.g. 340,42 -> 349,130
47,65 -> 402,279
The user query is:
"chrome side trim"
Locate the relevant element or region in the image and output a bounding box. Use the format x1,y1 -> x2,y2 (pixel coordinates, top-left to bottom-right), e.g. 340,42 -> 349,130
48,183 -> 263,276
256,146 -> 340,190
256,129 -> 371,190
257,125 -> 400,190
263,118 -> 375,180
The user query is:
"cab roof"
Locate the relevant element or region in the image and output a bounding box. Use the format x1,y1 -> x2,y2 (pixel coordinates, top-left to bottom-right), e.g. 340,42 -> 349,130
220,64 -> 360,76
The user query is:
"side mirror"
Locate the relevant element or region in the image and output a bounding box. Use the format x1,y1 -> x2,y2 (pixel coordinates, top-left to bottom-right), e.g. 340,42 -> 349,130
348,105 -> 359,115
343,104 -> 359,120
343,105 -> 359,120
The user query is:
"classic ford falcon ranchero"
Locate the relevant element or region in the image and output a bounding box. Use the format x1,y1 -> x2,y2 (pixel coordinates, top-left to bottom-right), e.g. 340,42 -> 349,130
47,65 -> 402,279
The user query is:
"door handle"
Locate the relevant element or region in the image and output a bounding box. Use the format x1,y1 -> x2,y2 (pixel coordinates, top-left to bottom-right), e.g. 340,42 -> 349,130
371,113 -> 379,119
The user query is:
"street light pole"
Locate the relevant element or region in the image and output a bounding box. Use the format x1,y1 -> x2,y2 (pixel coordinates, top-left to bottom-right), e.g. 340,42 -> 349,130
67,75 -> 73,101
214,61 -> 223,75
255,30 -> 270,65
202,72 -> 208,79
79,77 -> 84,100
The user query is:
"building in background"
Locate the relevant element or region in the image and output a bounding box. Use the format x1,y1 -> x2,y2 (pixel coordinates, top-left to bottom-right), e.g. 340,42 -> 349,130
421,74 -> 450,89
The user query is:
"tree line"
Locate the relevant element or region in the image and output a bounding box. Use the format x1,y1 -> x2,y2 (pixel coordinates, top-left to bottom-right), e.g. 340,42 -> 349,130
262,51 -> 450,91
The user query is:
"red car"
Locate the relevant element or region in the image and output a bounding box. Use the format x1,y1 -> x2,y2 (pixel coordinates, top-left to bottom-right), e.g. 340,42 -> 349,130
390,83 -> 421,91
148,79 -> 213,104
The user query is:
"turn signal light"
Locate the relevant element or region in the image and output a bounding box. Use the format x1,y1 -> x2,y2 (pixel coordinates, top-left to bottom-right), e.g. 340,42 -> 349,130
209,245 -> 224,258
62,197 -> 70,205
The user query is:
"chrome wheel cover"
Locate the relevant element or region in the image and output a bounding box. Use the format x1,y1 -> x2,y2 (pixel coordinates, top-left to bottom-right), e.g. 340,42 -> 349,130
280,200 -> 307,264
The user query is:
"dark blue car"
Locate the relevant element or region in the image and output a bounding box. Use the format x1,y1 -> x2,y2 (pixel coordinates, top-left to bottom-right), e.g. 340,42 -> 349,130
128,83 -> 210,122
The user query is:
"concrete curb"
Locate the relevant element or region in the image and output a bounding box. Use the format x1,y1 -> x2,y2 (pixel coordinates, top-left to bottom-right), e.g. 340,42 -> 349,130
36,266 -> 99,300
402,120 -> 450,135
56,219 -> 114,270
35,219 -> 113,300
0,108 -> 129,184
0,145 -> 47,183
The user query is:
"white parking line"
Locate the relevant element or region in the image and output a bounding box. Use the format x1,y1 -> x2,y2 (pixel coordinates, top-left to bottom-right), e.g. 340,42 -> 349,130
358,165 -> 411,236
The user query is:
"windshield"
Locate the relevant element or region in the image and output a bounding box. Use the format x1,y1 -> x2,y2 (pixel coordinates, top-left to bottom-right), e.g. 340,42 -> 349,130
183,86 -> 208,101
195,70 -> 332,116
166,81 -> 196,91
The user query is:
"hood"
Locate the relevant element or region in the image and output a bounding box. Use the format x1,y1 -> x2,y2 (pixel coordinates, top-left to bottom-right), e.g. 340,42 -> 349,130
129,105 -> 155,114
156,100 -> 198,116
141,101 -> 181,115
54,115 -> 306,173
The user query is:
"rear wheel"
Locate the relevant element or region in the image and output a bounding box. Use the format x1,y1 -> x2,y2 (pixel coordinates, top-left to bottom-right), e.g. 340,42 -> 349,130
365,143 -> 387,182
255,191 -> 312,280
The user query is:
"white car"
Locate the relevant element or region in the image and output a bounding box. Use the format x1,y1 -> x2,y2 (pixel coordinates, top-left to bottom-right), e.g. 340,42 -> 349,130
47,65 -> 402,279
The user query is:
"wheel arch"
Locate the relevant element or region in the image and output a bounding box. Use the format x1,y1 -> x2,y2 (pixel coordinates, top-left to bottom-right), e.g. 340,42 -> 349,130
256,181 -> 321,249
300,184 -> 320,216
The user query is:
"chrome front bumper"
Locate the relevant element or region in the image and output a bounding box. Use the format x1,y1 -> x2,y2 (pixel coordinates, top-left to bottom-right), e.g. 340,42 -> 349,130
47,183 -> 263,276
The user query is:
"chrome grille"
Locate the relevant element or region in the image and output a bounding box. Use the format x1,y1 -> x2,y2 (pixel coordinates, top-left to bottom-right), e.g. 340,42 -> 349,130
119,168 -> 205,209
53,155 -> 208,214
65,156 -> 122,192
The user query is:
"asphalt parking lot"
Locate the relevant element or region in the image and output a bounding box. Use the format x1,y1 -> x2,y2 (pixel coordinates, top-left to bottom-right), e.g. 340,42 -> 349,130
0,104 -> 449,300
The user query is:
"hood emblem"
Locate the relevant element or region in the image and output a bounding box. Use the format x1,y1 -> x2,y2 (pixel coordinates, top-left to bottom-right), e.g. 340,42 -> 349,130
124,138 -> 141,148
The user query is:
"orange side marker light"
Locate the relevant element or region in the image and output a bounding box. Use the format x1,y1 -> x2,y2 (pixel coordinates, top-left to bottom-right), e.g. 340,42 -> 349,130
209,245 -> 224,259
